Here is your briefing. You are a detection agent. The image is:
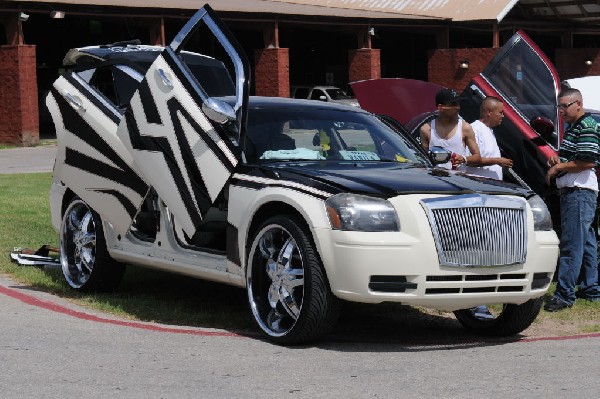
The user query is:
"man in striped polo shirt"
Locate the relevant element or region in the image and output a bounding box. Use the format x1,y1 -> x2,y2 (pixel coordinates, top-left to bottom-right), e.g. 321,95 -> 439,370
544,88 -> 600,311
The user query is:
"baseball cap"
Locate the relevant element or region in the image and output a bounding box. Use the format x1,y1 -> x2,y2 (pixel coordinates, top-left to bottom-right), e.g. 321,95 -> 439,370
435,88 -> 462,105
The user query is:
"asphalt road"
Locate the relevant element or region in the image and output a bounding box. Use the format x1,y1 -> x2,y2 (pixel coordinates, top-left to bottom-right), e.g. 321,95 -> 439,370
0,145 -> 56,174
0,275 -> 598,399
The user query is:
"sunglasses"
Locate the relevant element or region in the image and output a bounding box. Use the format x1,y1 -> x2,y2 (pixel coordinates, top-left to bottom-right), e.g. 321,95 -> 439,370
556,100 -> 578,110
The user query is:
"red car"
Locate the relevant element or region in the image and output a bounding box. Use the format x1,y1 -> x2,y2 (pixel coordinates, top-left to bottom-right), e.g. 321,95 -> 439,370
353,31 -> 574,233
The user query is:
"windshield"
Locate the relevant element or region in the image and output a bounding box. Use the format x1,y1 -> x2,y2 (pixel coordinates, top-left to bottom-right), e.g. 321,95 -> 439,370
326,88 -> 352,100
482,37 -> 560,148
244,106 -> 428,165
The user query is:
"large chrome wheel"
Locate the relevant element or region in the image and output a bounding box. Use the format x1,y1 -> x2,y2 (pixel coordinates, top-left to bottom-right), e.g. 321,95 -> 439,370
246,216 -> 340,345
453,297 -> 543,336
60,197 -> 124,291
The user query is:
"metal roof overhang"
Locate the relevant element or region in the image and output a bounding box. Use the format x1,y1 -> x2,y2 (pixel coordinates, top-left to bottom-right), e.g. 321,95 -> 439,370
518,0 -> 600,24
2,0 -> 523,22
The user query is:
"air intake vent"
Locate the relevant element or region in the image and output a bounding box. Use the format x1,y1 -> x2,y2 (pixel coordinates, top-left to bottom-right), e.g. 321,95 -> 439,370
369,276 -> 417,293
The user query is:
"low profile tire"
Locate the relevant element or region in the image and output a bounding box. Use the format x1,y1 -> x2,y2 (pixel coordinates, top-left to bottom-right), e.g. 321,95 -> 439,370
60,197 -> 125,292
453,297 -> 544,337
246,215 -> 341,345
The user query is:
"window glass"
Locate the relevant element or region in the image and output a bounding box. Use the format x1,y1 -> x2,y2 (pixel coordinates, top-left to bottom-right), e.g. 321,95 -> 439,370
482,38 -> 559,147
245,106 -> 428,165
310,89 -> 325,100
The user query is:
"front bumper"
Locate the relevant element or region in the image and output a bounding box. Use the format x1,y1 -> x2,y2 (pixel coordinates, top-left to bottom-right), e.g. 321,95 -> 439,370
313,227 -> 558,311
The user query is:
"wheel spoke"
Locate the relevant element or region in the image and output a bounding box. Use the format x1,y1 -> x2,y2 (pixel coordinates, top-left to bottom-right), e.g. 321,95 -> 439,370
279,287 -> 300,319
79,231 -> 96,248
268,281 -> 279,308
80,211 -> 93,233
281,268 -> 304,290
266,309 -> 285,331
67,210 -> 80,231
277,237 -> 296,268
259,231 -> 276,259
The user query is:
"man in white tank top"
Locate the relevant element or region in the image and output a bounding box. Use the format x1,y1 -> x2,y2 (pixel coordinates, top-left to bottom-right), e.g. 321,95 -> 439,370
420,88 -> 481,170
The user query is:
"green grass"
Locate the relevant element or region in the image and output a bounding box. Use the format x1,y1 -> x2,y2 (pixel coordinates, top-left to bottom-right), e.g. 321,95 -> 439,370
0,173 -> 253,331
0,173 -> 598,337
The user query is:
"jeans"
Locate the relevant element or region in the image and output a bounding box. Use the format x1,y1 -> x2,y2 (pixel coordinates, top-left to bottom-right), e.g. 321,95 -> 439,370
554,188 -> 600,305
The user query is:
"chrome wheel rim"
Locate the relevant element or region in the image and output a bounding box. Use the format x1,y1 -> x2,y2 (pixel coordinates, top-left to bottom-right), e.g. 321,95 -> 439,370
247,224 -> 305,337
60,199 -> 97,288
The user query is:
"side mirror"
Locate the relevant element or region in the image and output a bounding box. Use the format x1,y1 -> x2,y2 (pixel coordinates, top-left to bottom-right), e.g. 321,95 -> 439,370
318,95 -> 327,101
428,146 -> 452,164
202,97 -> 236,125
530,116 -> 555,141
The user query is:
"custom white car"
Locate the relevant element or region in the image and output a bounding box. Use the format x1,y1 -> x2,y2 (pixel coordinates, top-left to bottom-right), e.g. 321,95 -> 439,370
46,4 -> 559,344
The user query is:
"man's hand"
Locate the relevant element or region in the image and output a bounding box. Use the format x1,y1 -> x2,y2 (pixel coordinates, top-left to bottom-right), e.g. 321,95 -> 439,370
546,163 -> 560,185
498,157 -> 513,168
547,155 -> 560,167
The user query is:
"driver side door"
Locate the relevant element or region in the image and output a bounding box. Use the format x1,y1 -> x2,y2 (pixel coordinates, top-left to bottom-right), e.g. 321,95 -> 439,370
117,5 -> 250,238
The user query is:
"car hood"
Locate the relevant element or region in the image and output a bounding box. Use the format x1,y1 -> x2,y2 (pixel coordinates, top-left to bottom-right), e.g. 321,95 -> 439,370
351,78 -> 444,125
260,162 -> 529,197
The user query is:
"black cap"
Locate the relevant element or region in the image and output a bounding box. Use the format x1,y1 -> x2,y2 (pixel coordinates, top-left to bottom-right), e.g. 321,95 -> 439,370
435,88 -> 462,105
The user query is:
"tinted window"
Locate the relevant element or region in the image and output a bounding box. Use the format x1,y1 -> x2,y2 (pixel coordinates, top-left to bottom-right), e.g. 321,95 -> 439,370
482,38 -> 559,148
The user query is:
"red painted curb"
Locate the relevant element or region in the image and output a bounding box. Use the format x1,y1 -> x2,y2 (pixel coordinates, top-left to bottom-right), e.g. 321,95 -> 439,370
1,283 -> 598,343
0,284 -> 241,338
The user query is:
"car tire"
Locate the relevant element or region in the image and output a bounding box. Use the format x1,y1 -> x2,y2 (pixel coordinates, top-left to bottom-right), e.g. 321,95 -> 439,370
246,215 -> 341,345
60,197 -> 125,292
453,297 -> 543,337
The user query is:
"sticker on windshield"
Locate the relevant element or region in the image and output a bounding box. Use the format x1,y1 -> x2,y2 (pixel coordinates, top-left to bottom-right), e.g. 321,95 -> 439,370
261,148 -> 325,160
339,150 -> 380,161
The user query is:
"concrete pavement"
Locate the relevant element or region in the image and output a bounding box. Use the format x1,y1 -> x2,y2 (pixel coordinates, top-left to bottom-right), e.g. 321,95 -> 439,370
0,144 -> 57,174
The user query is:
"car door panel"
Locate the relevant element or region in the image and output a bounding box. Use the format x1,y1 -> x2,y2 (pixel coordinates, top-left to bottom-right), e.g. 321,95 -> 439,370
47,71 -> 149,235
117,5 -> 249,238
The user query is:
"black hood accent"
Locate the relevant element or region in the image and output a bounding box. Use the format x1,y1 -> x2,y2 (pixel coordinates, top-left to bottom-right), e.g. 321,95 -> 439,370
252,162 -> 531,198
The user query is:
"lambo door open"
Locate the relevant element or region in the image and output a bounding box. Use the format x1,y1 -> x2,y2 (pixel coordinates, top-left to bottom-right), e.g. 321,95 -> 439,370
47,55 -> 151,235
459,30 -> 561,198
117,5 -> 249,238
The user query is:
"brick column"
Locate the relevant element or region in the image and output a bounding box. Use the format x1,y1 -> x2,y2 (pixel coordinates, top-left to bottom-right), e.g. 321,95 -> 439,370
348,48 -> 380,83
254,48 -> 289,97
428,48 -> 499,90
0,45 -> 39,145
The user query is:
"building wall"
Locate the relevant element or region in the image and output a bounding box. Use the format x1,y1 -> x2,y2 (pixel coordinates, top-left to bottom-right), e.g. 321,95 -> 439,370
427,48 -> 500,91
0,45 -> 39,145
555,48 -> 600,80
254,48 -> 290,97
349,48 -> 381,83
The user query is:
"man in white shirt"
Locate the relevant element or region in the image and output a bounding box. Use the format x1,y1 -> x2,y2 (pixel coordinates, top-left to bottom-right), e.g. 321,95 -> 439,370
420,88 -> 481,170
465,96 -> 513,179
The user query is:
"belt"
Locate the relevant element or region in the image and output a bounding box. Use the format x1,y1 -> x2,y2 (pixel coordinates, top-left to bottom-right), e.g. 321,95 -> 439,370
559,186 -> 592,195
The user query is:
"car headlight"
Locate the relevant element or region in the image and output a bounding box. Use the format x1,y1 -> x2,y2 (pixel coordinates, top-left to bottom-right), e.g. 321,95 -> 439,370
325,193 -> 399,231
527,195 -> 553,231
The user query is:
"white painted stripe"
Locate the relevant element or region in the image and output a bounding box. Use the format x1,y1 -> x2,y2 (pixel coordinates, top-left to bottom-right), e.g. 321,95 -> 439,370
232,173 -> 333,198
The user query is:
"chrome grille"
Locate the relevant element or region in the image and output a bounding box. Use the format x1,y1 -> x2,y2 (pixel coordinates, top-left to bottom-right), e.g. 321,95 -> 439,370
421,194 -> 527,267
